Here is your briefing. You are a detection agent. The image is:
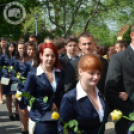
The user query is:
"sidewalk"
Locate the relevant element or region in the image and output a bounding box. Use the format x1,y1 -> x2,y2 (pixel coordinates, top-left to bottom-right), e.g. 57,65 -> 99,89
0,98 -> 21,134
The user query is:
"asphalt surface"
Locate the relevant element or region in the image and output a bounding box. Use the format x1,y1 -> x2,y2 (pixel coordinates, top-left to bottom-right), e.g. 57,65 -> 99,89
0,97 -> 115,134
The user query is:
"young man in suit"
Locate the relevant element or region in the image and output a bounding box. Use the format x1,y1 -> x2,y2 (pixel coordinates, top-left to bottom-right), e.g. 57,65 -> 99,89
60,36 -> 79,69
105,24 -> 134,134
64,32 -> 108,94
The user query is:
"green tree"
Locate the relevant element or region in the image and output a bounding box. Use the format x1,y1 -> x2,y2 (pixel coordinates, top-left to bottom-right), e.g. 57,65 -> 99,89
0,0 -> 39,41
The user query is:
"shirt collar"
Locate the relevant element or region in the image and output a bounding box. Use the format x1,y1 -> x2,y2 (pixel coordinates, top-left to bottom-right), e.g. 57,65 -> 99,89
76,81 -> 99,101
130,43 -> 134,51
36,64 -> 61,76
67,54 -> 76,60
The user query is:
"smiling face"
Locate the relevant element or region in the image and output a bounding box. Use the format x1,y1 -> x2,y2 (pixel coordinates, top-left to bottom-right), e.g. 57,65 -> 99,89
40,48 -> 56,68
79,69 -> 101,87
79,37 -> 95,54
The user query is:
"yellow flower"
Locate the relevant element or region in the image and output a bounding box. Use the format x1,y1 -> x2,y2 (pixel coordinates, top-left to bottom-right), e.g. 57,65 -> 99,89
3,66 -> 6,69
51,111 -> 60,120
16,75 -> 20,79
10,66 -> 13,70
111,110 -> 123,121
16,94 -> 22,98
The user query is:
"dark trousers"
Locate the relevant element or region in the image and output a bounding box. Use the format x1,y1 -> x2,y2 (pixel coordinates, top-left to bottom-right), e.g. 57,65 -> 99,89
34,121 -> 58,134
115,118 -> 130,134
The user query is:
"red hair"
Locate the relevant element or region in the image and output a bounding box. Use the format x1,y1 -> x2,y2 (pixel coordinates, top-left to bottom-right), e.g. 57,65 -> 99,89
78,54 -> 103,73
39,43 -> 62,69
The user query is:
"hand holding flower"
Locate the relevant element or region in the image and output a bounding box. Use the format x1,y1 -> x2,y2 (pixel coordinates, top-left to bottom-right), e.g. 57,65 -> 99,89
119,92 -> 128,101
51,103 -> 58,111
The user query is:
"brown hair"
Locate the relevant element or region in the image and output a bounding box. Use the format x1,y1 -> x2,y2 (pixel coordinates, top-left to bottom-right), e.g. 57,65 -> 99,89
65,36 -> 78,45
98,45 -> 108,56
79,32 -> 94,42
53,37 -> 65,49
78,54 -> 103,73
115,40 -> 128,49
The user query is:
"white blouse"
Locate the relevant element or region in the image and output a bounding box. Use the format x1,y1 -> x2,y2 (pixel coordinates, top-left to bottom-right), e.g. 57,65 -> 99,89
76,81 -> 104,122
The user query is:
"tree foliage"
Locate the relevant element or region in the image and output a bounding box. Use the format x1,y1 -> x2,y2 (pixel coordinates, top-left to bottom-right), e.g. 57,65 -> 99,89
0,0 -> 39,41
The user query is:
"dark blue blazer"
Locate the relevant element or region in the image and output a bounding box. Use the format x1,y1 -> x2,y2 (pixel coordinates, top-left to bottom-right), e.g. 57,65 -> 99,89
13,59 -> 33,92
24,68 -> 64,122
0,54 -> 15,78
58,89 -> 109,134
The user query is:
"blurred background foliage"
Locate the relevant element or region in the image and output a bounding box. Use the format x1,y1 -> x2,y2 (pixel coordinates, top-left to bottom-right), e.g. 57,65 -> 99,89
0,0 -> 134,46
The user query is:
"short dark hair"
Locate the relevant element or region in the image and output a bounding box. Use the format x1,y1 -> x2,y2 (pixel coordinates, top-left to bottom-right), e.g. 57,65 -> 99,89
0,37 -> 7,42
115,40 -> 128,48
29,35 -> 38,40
79,32 -> 94,42
53,37 -> 65,49
65,36 -> 78,45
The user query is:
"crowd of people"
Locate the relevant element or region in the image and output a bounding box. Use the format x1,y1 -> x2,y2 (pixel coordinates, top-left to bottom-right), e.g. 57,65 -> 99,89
0,24 -> 134,134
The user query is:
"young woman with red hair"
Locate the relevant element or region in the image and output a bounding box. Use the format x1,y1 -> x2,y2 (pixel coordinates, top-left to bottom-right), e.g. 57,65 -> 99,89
24,43 -> 64,134
59,54 -> 109,134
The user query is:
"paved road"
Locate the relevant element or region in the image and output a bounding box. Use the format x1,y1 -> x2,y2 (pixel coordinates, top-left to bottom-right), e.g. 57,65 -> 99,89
0,97 -> 115,134
0,98 -> 21,134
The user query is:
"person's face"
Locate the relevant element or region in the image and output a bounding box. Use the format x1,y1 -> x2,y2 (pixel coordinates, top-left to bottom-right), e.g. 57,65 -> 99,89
29,37 -> 38,45
79,69 -> 101,87
79,37 -> 95,54
115,43 -> 123,53
26,46 -> 36,57
0,40 -> 7,49
40,48 -> 56,68
8,44 -> 15,53
65,41 -> 78,55
18,44 -> 24,57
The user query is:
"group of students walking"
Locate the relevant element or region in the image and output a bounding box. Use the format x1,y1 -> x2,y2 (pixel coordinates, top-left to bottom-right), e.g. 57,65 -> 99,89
0,28 -> 134,134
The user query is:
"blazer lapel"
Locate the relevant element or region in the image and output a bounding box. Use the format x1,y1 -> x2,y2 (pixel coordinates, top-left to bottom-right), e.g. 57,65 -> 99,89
41,73 -> 53,91
55,71 -> 61,92
98,92 -> 105,110
126,46 -> 134,64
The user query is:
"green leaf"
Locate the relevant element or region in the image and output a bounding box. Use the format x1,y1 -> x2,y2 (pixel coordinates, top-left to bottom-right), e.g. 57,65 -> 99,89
129,113 -> 134,120
73,119 -> 78,126
43,96 -> 48,103
68,120 -> 74,128
63,123 -> 68,128
29,97 -> 36,107
129,124 -> 134,132
74,126 -> 78,133
31,97 -> 36,102
23,92 -> 33,98
29,100 -> 33,107
20,77 -> 26,80
63,128 -> 69,134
